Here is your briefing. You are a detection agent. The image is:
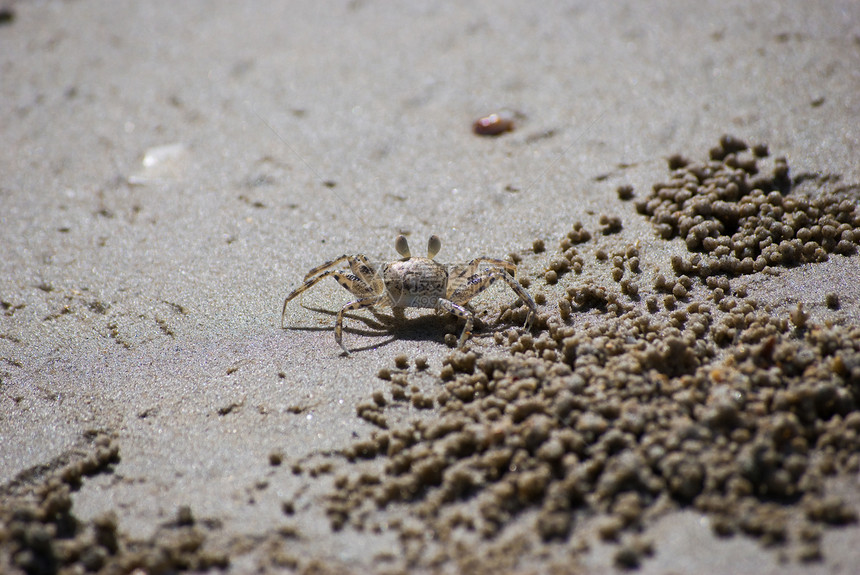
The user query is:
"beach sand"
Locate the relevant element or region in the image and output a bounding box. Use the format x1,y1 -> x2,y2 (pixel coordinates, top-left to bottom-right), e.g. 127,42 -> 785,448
2,1 -> 860,572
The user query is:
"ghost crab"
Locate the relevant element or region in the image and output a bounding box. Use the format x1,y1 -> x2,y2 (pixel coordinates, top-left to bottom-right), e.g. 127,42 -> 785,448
281,235 -> 538,354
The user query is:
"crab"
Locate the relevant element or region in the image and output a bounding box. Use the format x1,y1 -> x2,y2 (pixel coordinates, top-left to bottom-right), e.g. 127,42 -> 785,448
281,235 -> 538,354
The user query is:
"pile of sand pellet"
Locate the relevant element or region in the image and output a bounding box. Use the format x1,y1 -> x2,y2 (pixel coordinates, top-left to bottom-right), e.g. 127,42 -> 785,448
3,137 -> 858,574
0,434 -> 229,575
318,137 -> 860,570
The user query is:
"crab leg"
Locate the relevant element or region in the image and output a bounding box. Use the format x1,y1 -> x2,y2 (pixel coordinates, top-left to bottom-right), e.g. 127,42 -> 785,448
301,255 -> 383,299
436,298 -> 474,349
459,257 -> 517,278
449,268 -> 538,330
336,295 -> 385,354
448,257 -> 518,295
302,254 -> 370,280
302,255 -> 353,280
281,270 -> 375,328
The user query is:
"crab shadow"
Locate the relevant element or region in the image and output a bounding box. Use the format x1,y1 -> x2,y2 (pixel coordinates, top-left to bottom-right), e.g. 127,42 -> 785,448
284,303 -> 498,354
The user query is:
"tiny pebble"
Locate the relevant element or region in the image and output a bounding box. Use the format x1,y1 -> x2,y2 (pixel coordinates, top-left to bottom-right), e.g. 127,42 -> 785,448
473,113 -> 514,136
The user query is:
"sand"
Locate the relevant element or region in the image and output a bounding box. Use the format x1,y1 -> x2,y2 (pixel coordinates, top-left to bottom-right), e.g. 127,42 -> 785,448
2,1 -> 860,573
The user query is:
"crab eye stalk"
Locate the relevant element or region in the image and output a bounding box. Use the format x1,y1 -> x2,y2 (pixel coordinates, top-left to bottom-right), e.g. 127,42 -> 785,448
427,235 -> 441,259
395,235 -> 411,258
